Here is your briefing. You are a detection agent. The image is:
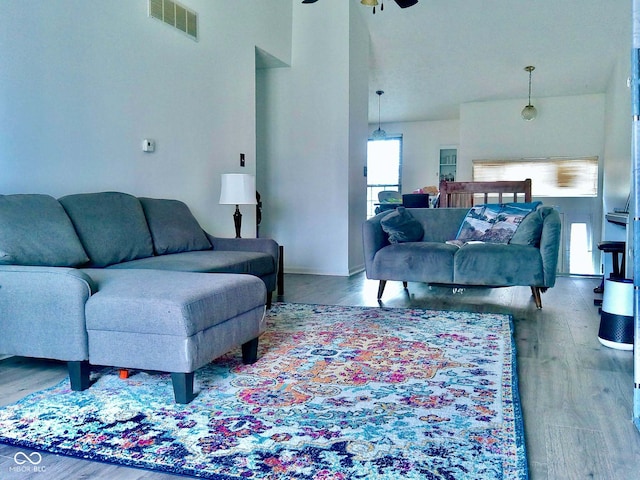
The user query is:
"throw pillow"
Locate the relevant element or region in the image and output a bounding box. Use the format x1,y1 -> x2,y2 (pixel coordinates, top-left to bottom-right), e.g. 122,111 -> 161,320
0,194 -> 89,267
139,197 -> 212,254
509,207 -> 544,246
380,207 -> 424,244
455,202 -> 541,244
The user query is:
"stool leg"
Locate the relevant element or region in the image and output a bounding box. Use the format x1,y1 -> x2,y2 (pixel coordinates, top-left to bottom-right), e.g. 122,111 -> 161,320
612,252 -> 621,278
171,372 -> 195,404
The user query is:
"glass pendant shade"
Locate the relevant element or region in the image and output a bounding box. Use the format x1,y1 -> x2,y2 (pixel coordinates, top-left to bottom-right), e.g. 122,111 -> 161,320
521,104 -> 537,121
361,0 -> 378,5
372,127 -> 386,139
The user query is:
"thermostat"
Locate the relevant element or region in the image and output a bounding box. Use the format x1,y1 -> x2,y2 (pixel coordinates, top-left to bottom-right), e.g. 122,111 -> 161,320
142,139 -> 155,153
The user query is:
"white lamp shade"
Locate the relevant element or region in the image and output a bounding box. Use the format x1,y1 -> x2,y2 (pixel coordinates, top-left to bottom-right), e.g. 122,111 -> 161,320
219,174 -> 257,205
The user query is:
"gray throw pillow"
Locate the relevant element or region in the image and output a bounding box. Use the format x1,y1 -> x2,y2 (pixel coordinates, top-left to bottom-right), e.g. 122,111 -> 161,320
139,197 -> 212,254
510,207 -> 544,246
0,194 -> 89,266
59,192 -> 154,267
380,207 -> 424,244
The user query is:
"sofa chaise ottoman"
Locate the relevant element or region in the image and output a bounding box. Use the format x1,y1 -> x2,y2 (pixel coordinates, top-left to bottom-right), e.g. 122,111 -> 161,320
84,269 -> 266,403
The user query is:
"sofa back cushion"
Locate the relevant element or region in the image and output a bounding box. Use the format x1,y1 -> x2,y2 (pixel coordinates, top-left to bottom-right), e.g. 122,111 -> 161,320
0,194 -> 89,266
59,192 -> 154,267
139,197 -> 212,254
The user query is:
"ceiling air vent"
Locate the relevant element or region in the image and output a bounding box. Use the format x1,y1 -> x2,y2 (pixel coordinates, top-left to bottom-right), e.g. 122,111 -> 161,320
149,0 -> 198,41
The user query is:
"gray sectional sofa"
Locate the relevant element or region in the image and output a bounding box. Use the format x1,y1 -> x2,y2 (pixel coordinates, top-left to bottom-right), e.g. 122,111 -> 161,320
0,192 -> 279,403
363,205 -> 561,308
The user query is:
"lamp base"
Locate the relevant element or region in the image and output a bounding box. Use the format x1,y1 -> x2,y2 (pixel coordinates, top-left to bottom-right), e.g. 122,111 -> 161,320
233,205 -> 242,238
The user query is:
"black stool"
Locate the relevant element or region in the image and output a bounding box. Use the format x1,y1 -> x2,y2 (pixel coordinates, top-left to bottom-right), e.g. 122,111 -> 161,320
594,241 -> 625,305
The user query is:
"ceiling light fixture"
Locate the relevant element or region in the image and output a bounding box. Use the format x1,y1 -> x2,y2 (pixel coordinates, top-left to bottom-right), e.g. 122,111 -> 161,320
521,66 -> 537,121
361,0 -> 381,14
302,0 -> 418,14
372,90 -> 387,139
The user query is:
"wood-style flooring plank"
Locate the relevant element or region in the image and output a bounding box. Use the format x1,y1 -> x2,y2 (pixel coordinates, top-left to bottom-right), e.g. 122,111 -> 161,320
545,425 -> 614,480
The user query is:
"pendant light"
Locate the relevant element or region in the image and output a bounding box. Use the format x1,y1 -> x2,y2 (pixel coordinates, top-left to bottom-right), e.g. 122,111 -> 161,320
372,90 -> 387,139
521,66 -> 537,121
361,0 -> 381,14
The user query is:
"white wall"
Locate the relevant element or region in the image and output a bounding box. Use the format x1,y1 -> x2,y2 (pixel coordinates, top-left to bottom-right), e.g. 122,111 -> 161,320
603,54 -> 632,241
347,1 -> 371,275
257,0 -> 369,275
0,0 -> 292,238
459,95 -> 605,175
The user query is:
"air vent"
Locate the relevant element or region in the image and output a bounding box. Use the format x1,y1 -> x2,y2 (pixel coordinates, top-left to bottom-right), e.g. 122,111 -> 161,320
149,0 -> 198,41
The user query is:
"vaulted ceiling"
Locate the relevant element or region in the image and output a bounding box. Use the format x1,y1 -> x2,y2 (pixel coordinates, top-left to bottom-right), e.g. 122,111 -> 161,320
359,0 -> 630,123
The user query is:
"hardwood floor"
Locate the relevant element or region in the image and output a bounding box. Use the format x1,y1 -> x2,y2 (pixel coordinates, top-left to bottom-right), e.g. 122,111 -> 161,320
1,273 -> 638,479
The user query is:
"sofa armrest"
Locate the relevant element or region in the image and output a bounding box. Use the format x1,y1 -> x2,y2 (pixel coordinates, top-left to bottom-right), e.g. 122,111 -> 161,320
362,214 -> 390,278
206,235 -> 280,269
538,207 -> 562,287
0,266 -> 94,361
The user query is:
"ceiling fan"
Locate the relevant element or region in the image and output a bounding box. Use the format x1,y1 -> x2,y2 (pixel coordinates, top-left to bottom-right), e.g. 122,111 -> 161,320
302,0 -> 418,14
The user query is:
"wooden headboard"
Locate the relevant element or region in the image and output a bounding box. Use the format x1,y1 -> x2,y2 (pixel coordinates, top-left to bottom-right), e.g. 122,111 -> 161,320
438,179 -> 532,208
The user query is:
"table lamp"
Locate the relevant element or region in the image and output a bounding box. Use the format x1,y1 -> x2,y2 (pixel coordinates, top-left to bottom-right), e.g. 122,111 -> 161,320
219,173 -> 257,238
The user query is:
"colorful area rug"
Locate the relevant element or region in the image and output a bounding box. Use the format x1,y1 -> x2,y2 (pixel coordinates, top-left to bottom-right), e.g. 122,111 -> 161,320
0,303 -> 527,479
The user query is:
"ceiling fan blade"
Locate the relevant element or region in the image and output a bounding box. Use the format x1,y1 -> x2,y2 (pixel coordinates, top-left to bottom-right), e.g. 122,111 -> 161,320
301,0 -> 318,3
394,0 -> 418,8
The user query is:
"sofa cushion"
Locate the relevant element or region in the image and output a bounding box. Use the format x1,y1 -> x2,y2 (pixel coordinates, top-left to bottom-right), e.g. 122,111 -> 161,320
454,243 -> 544,286
59,192 -> 154,267
0,194 -> 89,267
380,207 -> 424,244
107,250 -> 275,278
371,242 -> 457,283
139,197 -> 212,255
456,202 -> 541,244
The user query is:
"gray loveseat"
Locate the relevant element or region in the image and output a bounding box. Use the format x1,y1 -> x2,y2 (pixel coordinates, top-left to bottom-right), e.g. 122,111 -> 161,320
0,192 -> 279,403
363,206 -> 561,308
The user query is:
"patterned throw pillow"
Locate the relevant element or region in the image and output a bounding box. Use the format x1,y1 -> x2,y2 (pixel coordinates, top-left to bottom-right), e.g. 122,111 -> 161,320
380,207 -> 424,244
455,202 -> 541,244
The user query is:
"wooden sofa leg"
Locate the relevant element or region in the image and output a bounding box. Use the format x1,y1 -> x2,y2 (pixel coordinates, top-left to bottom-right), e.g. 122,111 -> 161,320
68,361 -> 91,391
171,372 -> 195,404
377,280 -> 387,299
242,337 -> 259,364
531,286 -> 543,309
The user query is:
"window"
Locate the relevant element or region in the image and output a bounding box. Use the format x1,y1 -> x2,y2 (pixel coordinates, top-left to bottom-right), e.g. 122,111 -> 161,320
366,136 -> 403,218
473,156 -> 598,197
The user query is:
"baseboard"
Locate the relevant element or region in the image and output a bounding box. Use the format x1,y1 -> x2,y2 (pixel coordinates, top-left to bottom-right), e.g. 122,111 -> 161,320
281,264 -> 364,277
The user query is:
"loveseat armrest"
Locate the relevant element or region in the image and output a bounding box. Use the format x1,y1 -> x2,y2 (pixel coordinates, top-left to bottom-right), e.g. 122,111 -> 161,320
0,266 -> 95,361
362,214 -> 390,278
538,207 -> 562,287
